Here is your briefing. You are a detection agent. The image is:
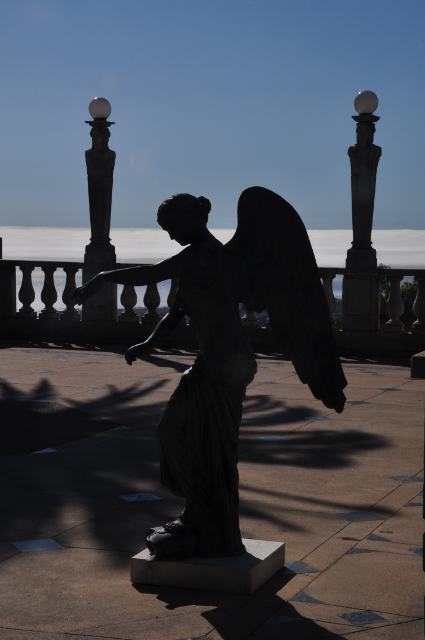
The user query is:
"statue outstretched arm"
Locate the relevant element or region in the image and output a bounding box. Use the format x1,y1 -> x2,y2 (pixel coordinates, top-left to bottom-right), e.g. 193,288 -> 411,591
125,295 -> 185,365
73,251 -> 190,305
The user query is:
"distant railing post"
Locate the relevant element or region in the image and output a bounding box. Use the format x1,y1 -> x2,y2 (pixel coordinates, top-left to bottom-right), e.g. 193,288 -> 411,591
61,266 -> 80,321
82,97 -> 117,322
412,276 -> 425,334
142,283 -> 161,325
39,266 -> 59,320
119,284 -> 138,322
385,275 -> 404,332
17,265 -> 37,318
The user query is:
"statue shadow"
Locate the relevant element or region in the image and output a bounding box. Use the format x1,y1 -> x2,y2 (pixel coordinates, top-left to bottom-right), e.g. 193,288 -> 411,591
133,567 -> 347,638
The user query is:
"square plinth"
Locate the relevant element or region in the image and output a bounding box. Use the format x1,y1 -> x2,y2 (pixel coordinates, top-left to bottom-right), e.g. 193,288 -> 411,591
131,539 -> 285,594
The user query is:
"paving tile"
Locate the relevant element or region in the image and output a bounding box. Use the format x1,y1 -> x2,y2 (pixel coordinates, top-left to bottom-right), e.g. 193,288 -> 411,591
336,511 -> 385,522
11,538 -> 64,552
346,548 -> 379,555
285,561 -> 321,574
303,551 -> 423,617
119,493 -> 163,502
338,610 -> 388,625
292,592 -> 323,604
371,502 -> 423,547
278,600 -> 418,630
367,533 -> 390,542
337,619 -> 424,639
389,475 -> 423,483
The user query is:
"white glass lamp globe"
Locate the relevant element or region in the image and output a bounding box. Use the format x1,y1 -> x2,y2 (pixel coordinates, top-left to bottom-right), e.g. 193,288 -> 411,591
354,90 -> 378,115
88,97 -> 112,119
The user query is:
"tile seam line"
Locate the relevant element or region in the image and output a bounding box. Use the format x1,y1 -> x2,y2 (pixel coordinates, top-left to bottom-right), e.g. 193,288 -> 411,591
58,544 -> 136,554
0,626 -> 133,640
298,483 -> 420,574
80,604 -> 237,632
49,502 -> 138,538
289,600 -> 422,621
0,551 -> 21,564
315,617 -> 425,636
366,471 -> 424,513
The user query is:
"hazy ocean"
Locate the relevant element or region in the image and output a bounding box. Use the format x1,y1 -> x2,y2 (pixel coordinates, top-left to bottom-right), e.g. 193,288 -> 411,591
1,227 -> 424,312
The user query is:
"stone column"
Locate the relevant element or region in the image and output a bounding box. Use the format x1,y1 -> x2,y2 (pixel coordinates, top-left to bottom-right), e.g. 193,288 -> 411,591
342,91 -> 381,332
82,97 -> 117,322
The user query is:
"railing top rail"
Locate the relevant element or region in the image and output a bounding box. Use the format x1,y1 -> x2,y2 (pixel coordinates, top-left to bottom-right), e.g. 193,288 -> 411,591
318,267 -> 346,276
378,267 -> 425,277
0,259 -> 84,268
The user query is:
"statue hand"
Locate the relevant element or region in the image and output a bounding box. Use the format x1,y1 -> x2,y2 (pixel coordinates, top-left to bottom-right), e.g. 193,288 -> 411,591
72,274 -> 104,305
125,343 -> 150,366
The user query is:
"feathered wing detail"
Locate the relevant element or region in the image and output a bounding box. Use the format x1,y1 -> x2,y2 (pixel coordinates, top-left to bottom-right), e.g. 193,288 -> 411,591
224,186 -> 347,413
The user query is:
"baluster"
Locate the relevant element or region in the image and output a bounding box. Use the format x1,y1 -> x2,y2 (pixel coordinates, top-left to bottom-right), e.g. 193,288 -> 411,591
39,266 -> 59,320
61,267 -> 80,321
242,303 -> 260,330
321,273 -> 336,316
17,265 -> 37,318
119,284 -> 138,322
412,276 -> 425,334
385,275 -> 404,332
142,282 -> 161,325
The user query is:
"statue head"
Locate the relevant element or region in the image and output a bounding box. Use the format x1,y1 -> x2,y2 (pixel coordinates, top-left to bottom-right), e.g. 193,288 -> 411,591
157,193 -> 211,245
356,121 -> 375,148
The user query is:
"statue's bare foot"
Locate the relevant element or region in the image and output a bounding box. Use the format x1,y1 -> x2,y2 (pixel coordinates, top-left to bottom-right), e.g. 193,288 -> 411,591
162,508 -> 195,533
146,508 -> 199,561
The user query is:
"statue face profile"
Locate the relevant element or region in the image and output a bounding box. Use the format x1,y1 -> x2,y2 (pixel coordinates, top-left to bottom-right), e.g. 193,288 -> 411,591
158,194 -> 209,246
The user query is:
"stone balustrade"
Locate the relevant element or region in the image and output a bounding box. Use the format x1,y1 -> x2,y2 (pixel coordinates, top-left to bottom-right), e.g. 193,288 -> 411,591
0,258 -> 425,355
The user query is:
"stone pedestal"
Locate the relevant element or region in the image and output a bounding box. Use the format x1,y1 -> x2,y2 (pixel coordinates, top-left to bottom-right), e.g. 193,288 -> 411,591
82,242 -> 117,322
342,249 -> 380,333
411,351 -> 425,379
131,539 -> 285,594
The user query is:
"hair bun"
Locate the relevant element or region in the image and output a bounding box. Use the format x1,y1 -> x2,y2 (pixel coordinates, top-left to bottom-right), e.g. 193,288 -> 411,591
197,196 -> 211,216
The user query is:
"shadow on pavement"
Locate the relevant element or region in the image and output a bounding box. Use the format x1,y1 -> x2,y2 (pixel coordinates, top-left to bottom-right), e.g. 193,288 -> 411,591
134,567 -> 347,639
0,369 -> 391,567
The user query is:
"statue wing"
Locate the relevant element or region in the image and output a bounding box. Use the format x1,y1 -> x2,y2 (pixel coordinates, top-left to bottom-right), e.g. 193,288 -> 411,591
224,186 -> 347,413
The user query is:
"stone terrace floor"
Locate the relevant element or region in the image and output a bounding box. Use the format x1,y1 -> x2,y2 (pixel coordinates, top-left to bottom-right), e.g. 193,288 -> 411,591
0,340 -> 423,640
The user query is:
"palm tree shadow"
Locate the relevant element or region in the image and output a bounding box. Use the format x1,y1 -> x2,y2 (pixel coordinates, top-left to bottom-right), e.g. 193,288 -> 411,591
0,372 -> 391,570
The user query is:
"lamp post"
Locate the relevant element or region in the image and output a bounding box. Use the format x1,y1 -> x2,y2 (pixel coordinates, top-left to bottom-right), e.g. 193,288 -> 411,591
346,90 -> 381,269
82,97 -> 117,322
342,91 -> 381,332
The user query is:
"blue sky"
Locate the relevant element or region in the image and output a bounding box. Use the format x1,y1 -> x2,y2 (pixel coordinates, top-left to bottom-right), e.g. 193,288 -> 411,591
0,0 -> 424,229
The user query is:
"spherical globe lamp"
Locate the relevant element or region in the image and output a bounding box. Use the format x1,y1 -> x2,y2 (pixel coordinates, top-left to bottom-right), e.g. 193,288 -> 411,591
88,97 -> 112,120
354,90 -> 378,115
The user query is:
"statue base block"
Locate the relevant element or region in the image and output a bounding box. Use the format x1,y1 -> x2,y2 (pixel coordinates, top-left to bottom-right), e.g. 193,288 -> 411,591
131,539 -> 285,594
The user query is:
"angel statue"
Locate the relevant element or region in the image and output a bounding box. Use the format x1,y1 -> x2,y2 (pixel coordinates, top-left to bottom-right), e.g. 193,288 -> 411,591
73,186 -> 347,562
